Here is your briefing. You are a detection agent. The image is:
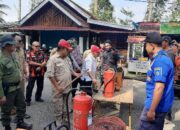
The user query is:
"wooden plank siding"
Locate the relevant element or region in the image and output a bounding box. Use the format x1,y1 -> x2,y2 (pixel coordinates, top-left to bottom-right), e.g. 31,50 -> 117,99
23,3 -> 78,27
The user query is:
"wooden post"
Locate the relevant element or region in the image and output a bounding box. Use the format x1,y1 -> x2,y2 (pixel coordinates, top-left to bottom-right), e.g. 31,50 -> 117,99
86,35 -> 89,49
25,35 -> 30,50
79,37 -> 84,53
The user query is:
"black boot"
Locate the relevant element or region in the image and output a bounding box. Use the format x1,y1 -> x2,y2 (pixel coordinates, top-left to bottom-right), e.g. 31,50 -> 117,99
167,112 -> 172,121
4,125 -> 11,130
16,119 -> 32,129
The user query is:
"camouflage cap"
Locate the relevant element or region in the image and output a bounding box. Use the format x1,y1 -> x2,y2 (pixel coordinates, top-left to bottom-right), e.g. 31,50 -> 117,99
0,35 -> 16,47
68,38 -> 77,48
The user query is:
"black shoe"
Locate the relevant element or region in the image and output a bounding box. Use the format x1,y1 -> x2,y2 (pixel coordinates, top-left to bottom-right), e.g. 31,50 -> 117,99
167,114 -> 172,121
24,113 -> 31,119
36,98 -> 44,102
4,125 -> 11,130
26,102 -> 31,106
17,119 -> 32,129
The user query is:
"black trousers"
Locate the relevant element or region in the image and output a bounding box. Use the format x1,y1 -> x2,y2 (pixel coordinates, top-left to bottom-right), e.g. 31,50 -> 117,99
80,80 -> 93,96
26,76 -> 44,102
71,76 -> 81,97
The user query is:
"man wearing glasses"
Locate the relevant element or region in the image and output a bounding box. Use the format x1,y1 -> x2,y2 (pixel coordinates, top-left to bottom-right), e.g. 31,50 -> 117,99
25,41 -> 48,106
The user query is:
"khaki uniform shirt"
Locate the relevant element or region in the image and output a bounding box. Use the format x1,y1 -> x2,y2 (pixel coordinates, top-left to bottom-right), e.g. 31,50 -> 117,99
0,52 -> 21,97
47,53 -> 73,93
15,48 -> 26,76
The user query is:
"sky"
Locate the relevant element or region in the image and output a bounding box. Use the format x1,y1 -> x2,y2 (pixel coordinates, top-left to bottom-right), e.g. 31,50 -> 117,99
3,0 -> 147,22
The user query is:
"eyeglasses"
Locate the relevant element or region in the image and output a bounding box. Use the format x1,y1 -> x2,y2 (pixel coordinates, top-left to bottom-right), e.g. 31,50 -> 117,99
18,40 -> 22,43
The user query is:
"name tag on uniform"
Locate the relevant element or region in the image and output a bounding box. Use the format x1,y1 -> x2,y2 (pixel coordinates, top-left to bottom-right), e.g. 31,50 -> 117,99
154,67 -> 162,76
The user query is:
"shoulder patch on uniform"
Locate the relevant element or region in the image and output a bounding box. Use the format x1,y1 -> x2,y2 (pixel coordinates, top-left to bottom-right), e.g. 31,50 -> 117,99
154,67 -> 162,76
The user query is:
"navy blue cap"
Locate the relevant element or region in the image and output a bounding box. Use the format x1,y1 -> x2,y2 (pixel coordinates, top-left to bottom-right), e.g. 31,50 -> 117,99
0,35 -> 15,47
144,32 -> 162,45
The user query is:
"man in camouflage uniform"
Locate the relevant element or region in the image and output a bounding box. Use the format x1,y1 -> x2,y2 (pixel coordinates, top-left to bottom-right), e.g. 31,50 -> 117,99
47,39 -> 79,125
0,35 -> 32,130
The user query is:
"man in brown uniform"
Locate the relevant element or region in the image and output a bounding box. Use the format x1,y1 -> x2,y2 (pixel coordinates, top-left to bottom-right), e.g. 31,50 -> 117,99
13,34 -> 29,92
47,39 -> 79,125
13,33 -> 31,120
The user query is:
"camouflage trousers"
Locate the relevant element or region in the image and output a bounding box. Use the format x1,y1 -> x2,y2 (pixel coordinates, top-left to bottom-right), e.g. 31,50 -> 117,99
1,88 -> 26,126
52,90 -> 71,124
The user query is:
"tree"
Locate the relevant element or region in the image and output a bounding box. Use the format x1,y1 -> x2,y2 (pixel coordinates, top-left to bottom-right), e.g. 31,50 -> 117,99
169,0 -> 180,22
0,0 -> 9,23
144,0 -> 168,22
90,0 -> 116,23
118,7 -> 134,25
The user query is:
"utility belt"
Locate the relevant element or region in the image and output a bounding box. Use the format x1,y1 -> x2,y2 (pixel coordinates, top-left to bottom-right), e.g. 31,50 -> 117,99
2,81 -> 20,96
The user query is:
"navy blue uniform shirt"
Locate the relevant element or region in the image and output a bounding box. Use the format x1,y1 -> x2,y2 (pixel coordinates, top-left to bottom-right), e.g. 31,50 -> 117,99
145,50 -> 174,112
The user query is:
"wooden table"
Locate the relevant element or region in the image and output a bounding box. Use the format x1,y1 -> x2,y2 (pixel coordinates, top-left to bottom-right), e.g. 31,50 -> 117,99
93,85 -> 133,130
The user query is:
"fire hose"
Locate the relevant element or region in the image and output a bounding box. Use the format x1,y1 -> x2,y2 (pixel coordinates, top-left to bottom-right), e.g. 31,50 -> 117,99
55,124 -> 69,130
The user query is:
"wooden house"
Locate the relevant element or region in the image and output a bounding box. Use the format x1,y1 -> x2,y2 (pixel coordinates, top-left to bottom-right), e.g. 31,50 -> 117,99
15,0 -> 133,51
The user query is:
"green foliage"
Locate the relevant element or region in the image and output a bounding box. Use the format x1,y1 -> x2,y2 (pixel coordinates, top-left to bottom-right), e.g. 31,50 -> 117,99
144,0 -> 168,22
90,0 -> 116,23
119,7 -> 134,25
0,0 -> 9,23
169,0 -> 180,22
152,0 -> 168,22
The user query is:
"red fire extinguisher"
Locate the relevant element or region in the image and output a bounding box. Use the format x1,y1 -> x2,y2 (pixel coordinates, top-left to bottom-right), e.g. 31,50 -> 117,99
73,92 -> 92,130
103,68 -> 116,98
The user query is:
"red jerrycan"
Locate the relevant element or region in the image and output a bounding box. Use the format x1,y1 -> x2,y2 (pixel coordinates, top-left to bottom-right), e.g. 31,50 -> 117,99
103,68 -> 116,98
73,92 -> 92,130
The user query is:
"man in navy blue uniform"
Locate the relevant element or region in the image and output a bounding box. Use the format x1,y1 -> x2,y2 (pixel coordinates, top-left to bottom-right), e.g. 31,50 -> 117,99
138,32 -> 174,130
